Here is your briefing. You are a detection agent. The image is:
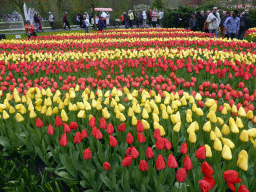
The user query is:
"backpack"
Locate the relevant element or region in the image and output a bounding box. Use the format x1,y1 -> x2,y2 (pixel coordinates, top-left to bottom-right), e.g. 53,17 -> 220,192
240,18 -> 246,28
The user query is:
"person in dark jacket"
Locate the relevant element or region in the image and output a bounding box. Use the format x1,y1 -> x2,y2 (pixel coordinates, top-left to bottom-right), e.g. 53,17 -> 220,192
198,10 -> 206,32
98,17 -> 104,31
78,12 -> 83,27
174,14 -> 180,28
63,12 -> 70,30
34,13 -> 39,32
219,11 -> 228,38
237,9 -> 251,40
189,14 -> 197,31
123,12 -> 129,29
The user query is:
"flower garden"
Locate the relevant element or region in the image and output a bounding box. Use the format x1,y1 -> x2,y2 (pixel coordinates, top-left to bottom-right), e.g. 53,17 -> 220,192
0,28 -> 256,191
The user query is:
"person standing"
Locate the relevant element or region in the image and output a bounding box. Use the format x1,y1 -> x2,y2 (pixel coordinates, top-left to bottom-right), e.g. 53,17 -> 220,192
198,11 -> 206,32
49,12 -> 55,30
37,13 -> 44,32
128,10 -> 134,28
34,13 -> 39,32
98,17 -> 104,31
158,10 -> 164,26
224,10 -> 240,40
25,20 -> 37,39
174,14 -> 181,28
189,14 -> 197,31
76,13 -> 80,27
124,12 -> 129,29
219,11 -> 228,38
206,7 -> 220,37
83,15 -> 90,34
148,9 -> 152,27
63,12 -> 70,30
142,11 -> 147,28
101,11 -> 107,28
237,9 -> 251,40
135,10 -> 141,28
151,8 -> 158,28
79,12 -> 83,28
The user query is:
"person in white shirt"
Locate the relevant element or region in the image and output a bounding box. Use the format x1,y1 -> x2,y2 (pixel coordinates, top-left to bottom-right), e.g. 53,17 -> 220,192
206,7 -> 220,37
142,10 -> 147,28
158,10 -> 164,26
49,12 -> 55,30
152,8 -> 159,28
83,15 -> 90,33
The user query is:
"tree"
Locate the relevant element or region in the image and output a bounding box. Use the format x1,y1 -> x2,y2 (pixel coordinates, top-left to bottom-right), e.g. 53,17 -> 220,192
152,0 -> 165,9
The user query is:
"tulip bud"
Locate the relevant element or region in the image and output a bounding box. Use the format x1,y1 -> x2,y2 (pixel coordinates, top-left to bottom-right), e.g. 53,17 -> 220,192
189,132 -> 196,143
239,130 -> 249,142
214,138 -> 222,151
203,121 -> 211,132
205,144 -> 212,157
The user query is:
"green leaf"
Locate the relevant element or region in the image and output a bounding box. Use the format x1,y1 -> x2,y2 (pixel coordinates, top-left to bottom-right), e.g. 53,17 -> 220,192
55,171 -> 76,181
0,136 -> 10,148
59,153 -> 78,179
80,180 -> 90,189
100,172 -> 114,191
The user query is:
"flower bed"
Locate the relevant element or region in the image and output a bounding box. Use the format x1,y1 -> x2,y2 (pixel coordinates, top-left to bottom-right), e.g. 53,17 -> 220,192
0,28 -> 255,191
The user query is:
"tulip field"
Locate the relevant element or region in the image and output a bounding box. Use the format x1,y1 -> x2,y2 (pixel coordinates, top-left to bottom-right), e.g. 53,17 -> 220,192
0,28 -> 256,191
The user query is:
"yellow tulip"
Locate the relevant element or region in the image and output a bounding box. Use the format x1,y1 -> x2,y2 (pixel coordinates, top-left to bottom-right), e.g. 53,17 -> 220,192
221,138 -> 235,149
104,97 -> 109,105
230,122 -> 239,134
238,107 -> 246,117
41,106 -> 47,114
205,144 -> 212,157
104,90 -> 110,97
119,113 -> 126,122
189,132 -> 196,143
89,115 -> 93,121
195,93 -> 202,101
29,110 -> 37,119
207,111 -> 217,123
164,97 -> 170,105
52,107 -> 58,114
84,101 -> 91,110
222,145 -> 232,160
217,117 -> 224,126
59,101 -> 64,110
214,138 -> 222,151
210,131 -> 217,140
189,96 -> 195,104
246,110 -> 253,119
123,88 -> 129,94
231,105 -> 237,113
102,108 -> 110,119
61,109 -> 68,122
221,107 -> 227,115
9,106 -> 15,114
222,124 -> 230,135
132,116 -> 137,125
3,110 -> 9,119
97,89 -> 103,97
91,99 -> 97,108
205,99 -> 215,107
215,127 -> 222,138
142,108 -> 149,119
186,113 -> 192,123
195,108 -> 204,116
187,123 -> 195,134
162,110 -> 169,119
46,107 -> 53,116
44,97 -> 52,106
209,104 -> 217,112
173,122 -> 181,132
152,113 -> 159,122
16,113 -> 24,122
77,102 -> 85,110
160,104 -> 166,111
22,96 -> 27,103
223,103 -> 231,111
247,128 -> 256,137
128,107 -> 134,117
118,104 -> 125,112
158,126 -> 166,136
166,106 -> 173,114
169,92 -> 175,100
236,117 -> 244,128
237,154 -> 248,171
77,110 -> 86,118
115,95 -> 120,102
238,150 -> 248,160
239,130 -> 249,142
134,104 -> 141,113
46,88 -> 53,97
96,101 -> 102,110
141,119 -> 150,130
90,91 -> 95,99
14,95 -> 21,103
203,121 -> 211,132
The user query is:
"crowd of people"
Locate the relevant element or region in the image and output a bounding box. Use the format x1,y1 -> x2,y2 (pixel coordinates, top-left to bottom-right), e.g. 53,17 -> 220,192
121,8 -> 164,29
24,7 -> 252,40
184,7 -> 251,40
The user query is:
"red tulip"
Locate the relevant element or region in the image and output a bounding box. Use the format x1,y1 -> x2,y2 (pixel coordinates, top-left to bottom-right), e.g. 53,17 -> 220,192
202,161 -> 213,176
83,148 -> 92,160
163,138 -> 172,150
118,123 -> 125,132
183,155 -> 193,171
131,146 -> 139,159
122,155 -> 133,167
167,154 -> 178,168
47,124 -> 54,135
136,120 -> 144,132
238,185 -> 249,192
73,132 -> 81,144
139,160 -> 148,172
100,117 -> 107,129
70,122 -> 78,130
60,133 -> 67,147
156,137 -> 165,150
55,116 -> 63,127
137,132 -> 146,143
109,135 -> 118,147
126,147 -> 132,155
180,142 -> 188,154
63,123 -> 71,133
103,162 -> 111,170
106,123 -> 114,134
88,117 -> 96,127
35,118 -> 43,128
195,146 -> 206,159
198,180 -> 211,192
203,176 -> 215,190
223,170 -> 241,184
176,168 -> 187,182
153,129 -> 161,140
146,147 -> 154,159
81,129 -> 87,139
126,132 -> 134,144
156,154 -> 165,170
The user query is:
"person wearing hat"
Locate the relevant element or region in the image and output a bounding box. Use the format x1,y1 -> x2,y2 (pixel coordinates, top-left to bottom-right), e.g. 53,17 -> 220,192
49,12 -> 55,30
206,7 -> 220,37
224,10 -> 240,40
237,9 -> 251,40
198,10 -> 206,32
24,20 -> 37,39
